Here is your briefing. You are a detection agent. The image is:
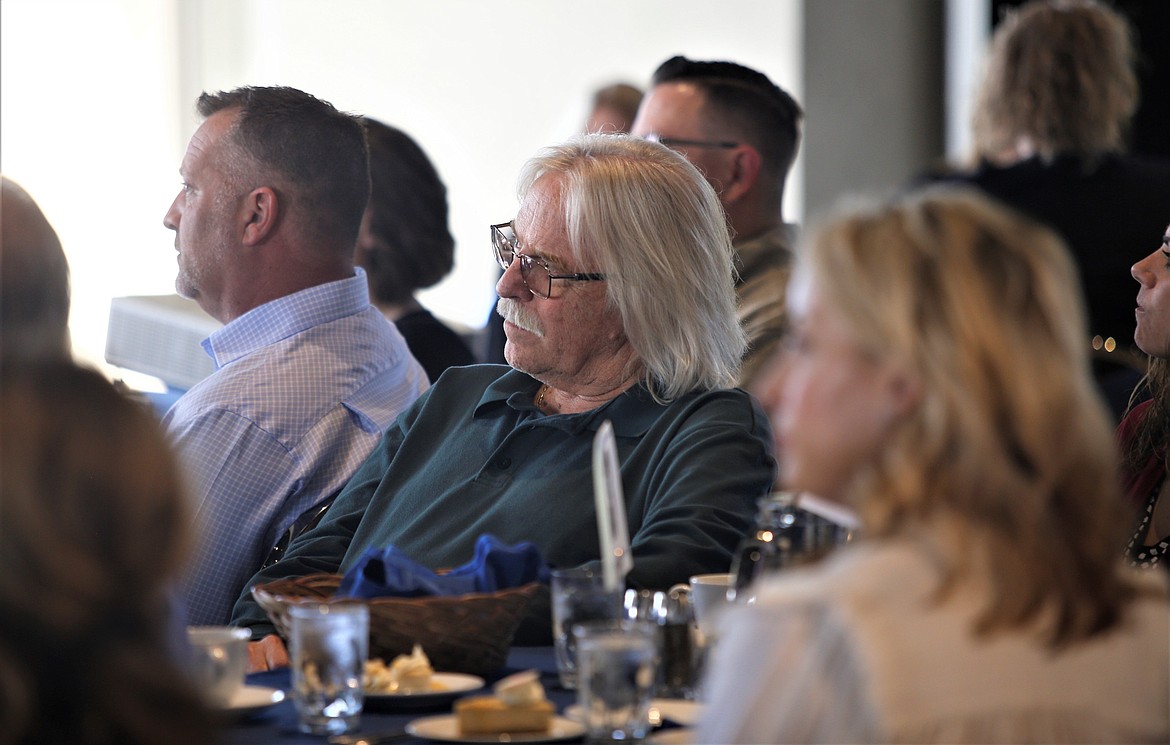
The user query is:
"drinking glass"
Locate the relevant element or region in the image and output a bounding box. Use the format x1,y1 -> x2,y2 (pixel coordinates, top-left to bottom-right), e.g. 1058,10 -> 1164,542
551,567 -> 625,689
574,619 -> 657,743
289,602 -> 368,735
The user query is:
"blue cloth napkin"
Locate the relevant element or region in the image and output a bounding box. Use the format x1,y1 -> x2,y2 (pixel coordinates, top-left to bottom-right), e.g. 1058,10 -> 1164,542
336,535 -> 550,599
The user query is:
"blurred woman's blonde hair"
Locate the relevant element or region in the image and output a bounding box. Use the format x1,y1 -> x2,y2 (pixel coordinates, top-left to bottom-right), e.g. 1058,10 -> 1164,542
0,362 -> 213,745
972,0 -> 1138,164
798,187 -> 1137,647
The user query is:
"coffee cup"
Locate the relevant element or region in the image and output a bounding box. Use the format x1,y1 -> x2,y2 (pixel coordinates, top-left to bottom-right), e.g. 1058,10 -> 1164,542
686,573 -> 734,636
187,626 -> 251,707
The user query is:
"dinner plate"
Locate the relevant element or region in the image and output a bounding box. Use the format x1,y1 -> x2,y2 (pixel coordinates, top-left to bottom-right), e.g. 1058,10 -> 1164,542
564,698 -> 702,728
649,699 -> 702,728
406,714 -> 586,743
221,685 -> 285,719
365,673 -> 485,710
648,728 -> 694,744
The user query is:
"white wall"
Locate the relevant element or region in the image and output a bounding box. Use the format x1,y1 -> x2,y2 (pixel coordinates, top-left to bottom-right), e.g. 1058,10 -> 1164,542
1,0 -> 802,373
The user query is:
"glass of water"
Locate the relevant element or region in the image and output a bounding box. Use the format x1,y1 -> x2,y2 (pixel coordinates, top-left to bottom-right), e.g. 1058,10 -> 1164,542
574,619 -> 657,743
551,567 -> 625,689
289,602 -> 368,735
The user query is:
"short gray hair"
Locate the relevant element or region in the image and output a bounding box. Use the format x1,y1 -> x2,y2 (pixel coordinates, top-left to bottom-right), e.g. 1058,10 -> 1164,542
517,134 -> 745,399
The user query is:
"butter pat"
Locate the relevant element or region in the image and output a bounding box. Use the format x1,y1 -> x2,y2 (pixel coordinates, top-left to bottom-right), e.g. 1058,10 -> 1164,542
365,644 -> 435,693
494,669 -> 546,706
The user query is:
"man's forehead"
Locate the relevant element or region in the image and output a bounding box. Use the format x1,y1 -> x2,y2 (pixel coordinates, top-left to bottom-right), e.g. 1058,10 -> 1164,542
184,110 -> 235,169
637,83 -> 709,127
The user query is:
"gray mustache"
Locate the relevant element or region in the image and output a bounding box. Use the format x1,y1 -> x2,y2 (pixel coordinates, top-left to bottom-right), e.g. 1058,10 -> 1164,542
496,298 -> 545,337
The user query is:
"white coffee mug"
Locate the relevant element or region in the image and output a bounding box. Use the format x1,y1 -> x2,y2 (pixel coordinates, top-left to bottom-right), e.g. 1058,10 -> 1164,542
687,573 -> 734,635
187,626 -> 251,707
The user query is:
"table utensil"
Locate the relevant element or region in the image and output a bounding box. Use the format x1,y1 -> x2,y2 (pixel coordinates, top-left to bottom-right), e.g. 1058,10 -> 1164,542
592,421 -> 632,592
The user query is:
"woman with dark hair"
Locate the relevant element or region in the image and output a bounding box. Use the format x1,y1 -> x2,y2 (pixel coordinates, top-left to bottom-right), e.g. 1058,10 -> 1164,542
357,118 -> 475,382
1119,221 -> 1170,569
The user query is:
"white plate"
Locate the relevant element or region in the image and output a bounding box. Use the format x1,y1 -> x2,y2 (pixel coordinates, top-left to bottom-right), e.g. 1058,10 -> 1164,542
650,699 -> 702,728
648,728 -> 694,744
406,714 -> 586,743
365,672 -> 485,709
565,698 -> 702,728
222,685 -> 285,718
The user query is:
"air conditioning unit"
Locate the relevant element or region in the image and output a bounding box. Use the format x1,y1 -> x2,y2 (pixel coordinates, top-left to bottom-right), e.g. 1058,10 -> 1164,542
105,294 -> 221,391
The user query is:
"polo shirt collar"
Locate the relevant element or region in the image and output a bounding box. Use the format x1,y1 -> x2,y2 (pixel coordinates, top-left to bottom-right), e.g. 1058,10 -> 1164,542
474,368 -> 669,438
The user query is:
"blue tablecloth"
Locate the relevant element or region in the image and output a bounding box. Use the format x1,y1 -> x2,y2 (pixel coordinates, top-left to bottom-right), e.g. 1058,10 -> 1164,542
222,647 -> 574,744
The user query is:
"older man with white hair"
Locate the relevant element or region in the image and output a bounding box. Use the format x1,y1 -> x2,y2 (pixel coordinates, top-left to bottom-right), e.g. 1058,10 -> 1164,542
232,133 -> 776,670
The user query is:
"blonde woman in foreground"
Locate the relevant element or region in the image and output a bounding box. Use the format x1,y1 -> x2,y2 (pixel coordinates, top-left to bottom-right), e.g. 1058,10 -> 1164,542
698,188 -> 1169,744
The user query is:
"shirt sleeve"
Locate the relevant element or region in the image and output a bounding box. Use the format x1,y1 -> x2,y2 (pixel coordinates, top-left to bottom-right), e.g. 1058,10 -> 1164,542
227,423 -> 407,636
695,593 -> 881,744
625,391 -> 776,590
172,408 -> 301,626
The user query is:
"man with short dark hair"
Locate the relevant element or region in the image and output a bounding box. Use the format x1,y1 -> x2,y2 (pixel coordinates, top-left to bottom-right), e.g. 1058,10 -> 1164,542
162,85 -> 427,625
633,56 -> 803,387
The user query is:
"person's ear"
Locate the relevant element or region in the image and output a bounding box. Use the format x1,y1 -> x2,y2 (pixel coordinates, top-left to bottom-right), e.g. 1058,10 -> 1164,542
721,144 -> 762,204
241,186 -> 279,246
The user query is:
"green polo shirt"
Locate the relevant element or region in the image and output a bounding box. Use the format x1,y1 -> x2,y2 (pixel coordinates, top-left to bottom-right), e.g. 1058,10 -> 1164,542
231,365 -> 775,640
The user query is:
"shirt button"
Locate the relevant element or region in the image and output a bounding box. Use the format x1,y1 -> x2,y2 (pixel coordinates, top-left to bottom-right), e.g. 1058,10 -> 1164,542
496,457 -> 512,469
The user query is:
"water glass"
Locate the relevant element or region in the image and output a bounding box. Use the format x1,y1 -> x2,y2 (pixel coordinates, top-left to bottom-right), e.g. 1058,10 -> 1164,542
574,620 -> 657,743
551,567 -> 625,689
289,602 -> 369,735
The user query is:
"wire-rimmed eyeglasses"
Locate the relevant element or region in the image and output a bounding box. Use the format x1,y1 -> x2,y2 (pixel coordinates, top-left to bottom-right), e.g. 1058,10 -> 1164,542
643,132 -> 739,150
491,222 -> 606,299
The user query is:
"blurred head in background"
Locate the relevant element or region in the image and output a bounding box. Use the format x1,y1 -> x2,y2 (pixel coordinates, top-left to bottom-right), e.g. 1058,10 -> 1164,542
0,361 -> 211,744
585,82 -> 644,134
356,117 -> 456,315
972,0 -> 1138,165
0,176 -> 71,364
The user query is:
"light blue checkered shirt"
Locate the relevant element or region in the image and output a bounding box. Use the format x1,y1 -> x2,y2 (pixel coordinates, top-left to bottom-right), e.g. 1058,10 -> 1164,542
164,270 -> 428,625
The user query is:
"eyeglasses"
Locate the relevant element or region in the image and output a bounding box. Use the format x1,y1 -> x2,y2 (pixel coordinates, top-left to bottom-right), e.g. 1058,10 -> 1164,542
491,222 -> 606,299
643,133 -> 739,150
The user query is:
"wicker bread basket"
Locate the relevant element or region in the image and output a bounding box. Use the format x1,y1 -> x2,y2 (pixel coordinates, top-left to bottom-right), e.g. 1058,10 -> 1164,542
252,573 -> 540,677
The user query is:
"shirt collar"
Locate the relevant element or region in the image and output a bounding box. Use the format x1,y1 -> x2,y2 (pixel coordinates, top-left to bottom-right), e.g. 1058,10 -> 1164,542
202,269 -> 371,368
473,368 -> 668,438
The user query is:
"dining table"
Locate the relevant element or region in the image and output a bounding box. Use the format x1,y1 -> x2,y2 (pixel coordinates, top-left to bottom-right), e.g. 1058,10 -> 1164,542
220,646 -> 612,744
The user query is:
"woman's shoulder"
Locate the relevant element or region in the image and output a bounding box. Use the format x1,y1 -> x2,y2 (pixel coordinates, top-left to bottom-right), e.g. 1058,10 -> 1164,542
750,539 -> 938,613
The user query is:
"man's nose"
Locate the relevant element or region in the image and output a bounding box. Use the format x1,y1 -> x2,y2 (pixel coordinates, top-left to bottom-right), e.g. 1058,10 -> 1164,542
163,192 -> 182,231
496,259 -> 531,299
